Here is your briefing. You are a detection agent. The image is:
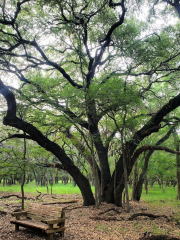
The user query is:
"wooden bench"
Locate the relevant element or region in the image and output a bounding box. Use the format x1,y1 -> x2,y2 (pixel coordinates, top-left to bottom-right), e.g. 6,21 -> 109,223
10,203 -> 65,240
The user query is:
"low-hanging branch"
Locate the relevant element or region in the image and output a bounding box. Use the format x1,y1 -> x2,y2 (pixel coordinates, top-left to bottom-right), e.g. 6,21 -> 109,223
131,145 -> 180,166
37,163 -> 64,170
0,134 -> 34,144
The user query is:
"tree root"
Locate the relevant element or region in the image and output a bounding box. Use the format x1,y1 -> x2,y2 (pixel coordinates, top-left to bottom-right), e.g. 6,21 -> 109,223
139,234 -> 180,240
42,200 -> 79,205
0,194 -> 34,200
89,216 -> 123,221
98,208 -> 121,215
128,212 -> 169,221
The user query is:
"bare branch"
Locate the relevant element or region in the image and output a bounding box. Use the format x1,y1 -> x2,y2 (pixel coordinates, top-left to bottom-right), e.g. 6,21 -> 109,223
0,134 -> 34,144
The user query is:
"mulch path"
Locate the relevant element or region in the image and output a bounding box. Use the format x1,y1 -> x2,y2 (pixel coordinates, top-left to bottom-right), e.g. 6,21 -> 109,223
0,191 -> 180,240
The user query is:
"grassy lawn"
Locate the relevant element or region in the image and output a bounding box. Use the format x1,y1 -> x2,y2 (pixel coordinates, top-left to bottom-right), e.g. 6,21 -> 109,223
0,181 -> 95,195
0,182 -> 179,206
140,185 -> 180,207
0,182 -> 81,195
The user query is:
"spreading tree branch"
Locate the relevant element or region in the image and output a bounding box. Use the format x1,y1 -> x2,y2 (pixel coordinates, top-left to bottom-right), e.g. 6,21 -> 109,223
131,145 -> 180,165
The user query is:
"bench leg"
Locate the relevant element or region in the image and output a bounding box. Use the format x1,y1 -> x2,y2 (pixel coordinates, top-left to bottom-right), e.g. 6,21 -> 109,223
47,233 -> 53,240
61,230 -> 64,237
15,224 -> 19,231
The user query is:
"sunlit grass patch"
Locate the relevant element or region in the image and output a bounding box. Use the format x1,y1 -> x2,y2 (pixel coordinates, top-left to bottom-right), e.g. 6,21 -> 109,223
141,185 -> 179,207
0,181 -> 95,195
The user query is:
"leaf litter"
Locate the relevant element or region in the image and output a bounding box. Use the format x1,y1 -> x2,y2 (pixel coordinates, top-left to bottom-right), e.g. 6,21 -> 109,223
0,192 -> 180,240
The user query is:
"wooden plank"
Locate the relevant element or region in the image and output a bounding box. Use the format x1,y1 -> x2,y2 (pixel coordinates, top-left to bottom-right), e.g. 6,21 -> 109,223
27,213 -> 60,220
27,208 -> 61,214
26,214 -> 47,221
10,219 -> 50,230
11,211 -> 27,217
43,218 -> 65,224
27,203 -> 62,211
27,212 -> 60,219
45,227 -> 65,234
26,204 -> 61,218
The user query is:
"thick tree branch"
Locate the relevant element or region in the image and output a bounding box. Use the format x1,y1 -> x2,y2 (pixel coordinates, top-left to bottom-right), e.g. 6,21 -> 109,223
129,93 -> 180,149
0,79 -> 16,118
131,145 -> 180,165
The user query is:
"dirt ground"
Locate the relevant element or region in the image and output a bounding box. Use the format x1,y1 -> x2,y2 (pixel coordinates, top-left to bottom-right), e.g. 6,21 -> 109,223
0,192 -> 180,240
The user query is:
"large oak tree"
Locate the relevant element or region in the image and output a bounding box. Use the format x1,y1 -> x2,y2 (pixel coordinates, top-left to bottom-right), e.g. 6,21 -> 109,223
0,0 -> 180,206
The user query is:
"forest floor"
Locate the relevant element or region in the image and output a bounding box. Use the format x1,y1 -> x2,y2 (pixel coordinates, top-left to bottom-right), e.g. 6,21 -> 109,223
1,191 -> 180,240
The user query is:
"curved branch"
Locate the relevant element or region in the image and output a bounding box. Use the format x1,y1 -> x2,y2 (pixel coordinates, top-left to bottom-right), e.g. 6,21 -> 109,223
0,79 -> 16,118
0,134 -> 34,144
100,0 -> 126,43
131,145 -> 180,165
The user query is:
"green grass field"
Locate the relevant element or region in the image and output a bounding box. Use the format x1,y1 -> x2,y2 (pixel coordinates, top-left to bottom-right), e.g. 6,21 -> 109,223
0,181 -> 84,195
0,182 -> 179,206
140,185 -> 180,207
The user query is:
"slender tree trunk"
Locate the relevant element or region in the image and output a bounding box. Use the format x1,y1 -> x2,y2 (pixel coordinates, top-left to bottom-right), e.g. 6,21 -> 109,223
176,147 -> 180,200
131,161 -> 138,201
173,128 -> 180,200
21,173 -> 25,210
132,155 -> 149,201
21,133 -> 26,210
145,176 -> 148,194
88,117 -> 101,208
121,127 -> 130,213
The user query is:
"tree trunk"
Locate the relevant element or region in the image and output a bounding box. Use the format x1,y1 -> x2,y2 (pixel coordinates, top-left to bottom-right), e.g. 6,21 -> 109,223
145,176 -> 148,194
132,154 -> 149,201
86,97 -> 111,201
90,123 -> 111,200
131,161 -> 138,201
173,128 -> 180,200
177,149 -> 180,200
21,173 -> 25,210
